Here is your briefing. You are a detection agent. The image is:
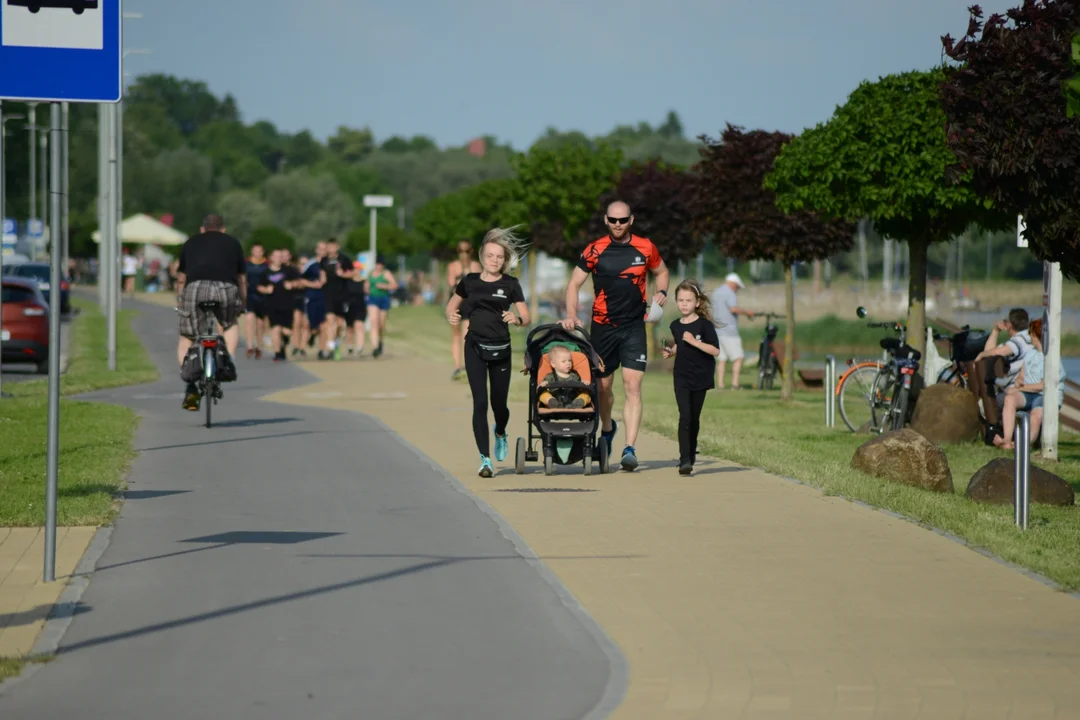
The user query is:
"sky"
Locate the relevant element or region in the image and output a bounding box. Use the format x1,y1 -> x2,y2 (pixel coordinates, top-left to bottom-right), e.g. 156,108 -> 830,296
122,0 -> 1019,150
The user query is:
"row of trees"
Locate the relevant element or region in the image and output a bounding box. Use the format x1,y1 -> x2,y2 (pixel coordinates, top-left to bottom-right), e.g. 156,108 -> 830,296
0,75 -> 700,256
408,0 -> 1080,401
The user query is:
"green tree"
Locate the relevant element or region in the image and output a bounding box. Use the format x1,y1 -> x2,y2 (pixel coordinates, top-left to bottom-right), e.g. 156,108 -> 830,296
247,226 -> 295,254
511,141 -> 623,261
261,169 -> 355,250
763,69 -> 1003,365
217,189 -> 274,242
697,125 -> 854,400
1069,32 -> 1080,117
327,125 -> 375,163
941,4 -> 1080,279
344,223 -> 415,259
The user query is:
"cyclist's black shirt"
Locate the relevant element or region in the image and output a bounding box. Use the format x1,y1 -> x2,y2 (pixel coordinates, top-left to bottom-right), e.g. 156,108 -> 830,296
455,272 -> 525,344
669,316 -> 719,391
575,234 -> 662,326
177,231 -> 246,284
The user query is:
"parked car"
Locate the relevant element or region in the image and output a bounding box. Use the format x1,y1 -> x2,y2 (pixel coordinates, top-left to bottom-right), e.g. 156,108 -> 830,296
1,277 -> 49,374
6,0 -> 98,14
3,262 -> 70,314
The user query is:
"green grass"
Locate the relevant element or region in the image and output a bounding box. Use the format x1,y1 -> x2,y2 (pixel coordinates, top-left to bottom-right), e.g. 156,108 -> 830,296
0,656 -> 24,683
639,378 -> 1080,591
385,303 -> 1080,591
0,297 -> 158,526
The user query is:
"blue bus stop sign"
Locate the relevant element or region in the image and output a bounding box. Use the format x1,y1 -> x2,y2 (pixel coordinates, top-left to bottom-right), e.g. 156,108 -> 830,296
0,0 -> 121,103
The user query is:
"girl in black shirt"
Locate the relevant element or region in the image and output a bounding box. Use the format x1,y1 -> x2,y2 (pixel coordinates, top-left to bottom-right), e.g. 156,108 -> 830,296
445,227 -> 531,477
662,280 -> 721,475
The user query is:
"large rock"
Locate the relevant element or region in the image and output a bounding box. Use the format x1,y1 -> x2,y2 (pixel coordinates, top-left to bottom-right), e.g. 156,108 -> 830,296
851,428 -> 953,493
910,383 -> 982,445
964,457 -> 1076,506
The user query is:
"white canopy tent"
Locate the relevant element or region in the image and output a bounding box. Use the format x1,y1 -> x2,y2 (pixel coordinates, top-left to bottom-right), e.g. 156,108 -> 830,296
92,213 -> 188,246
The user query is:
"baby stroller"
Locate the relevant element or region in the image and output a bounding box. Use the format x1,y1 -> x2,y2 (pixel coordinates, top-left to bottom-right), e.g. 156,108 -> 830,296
515,324 -> 611,476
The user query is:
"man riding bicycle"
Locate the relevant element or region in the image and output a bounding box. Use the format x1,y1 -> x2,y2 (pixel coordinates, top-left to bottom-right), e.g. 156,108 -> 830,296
175,214 -> 247,411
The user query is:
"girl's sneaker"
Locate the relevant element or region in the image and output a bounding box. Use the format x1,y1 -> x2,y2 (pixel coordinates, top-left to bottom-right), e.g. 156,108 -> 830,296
478,455 -> 494,478
494,433 -> 508,462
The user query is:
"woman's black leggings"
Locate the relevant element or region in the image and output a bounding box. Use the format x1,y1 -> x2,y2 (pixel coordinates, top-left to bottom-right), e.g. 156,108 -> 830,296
674,385 -> 707,463
464,340 -> 511,457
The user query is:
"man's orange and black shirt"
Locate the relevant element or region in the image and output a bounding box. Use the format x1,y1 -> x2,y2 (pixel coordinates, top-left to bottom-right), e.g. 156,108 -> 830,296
575,234 -> 662,326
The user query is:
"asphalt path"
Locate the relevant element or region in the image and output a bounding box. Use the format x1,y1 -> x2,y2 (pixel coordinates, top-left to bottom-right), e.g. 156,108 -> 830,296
0,299 -> 621,719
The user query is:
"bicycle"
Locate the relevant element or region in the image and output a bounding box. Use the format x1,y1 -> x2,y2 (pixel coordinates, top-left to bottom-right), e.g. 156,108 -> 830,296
835,306 -> 922,433
191,300 -> 228,428
933,325 -> 989,390
751,312 -> 785,390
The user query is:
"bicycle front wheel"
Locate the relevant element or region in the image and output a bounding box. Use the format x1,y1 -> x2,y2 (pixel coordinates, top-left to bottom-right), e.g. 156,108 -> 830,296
837,363 -> 881,433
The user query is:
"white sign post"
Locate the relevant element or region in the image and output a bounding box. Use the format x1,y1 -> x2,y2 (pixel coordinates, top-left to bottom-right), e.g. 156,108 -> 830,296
362,194 -> 394,276
1042,261 -> 1062,462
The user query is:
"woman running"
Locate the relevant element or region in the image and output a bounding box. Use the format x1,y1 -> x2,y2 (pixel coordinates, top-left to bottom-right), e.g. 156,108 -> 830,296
365,255 -> 398,358
445,227 -> 530,477
447,240 -> 482,380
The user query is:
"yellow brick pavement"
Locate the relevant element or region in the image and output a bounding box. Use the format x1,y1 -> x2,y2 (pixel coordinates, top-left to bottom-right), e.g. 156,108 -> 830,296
0,527 -> 96,658
268,354 -> 1080,719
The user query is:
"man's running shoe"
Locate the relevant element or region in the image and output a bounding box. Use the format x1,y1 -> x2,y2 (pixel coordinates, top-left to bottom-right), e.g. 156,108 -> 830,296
678,460 -> 693,476
600,419 -> 618,456
620,445 -> 638,471
182,383 -> 200,411
494,433 -> 508,462
478,455 -> 494,478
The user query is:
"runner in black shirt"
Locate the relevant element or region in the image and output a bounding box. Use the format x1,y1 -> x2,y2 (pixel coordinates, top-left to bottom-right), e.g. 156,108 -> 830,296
662,280 -> 721,475
344,261 -> 367,356
445,227 -> 530,478
257,249 -> 302,362
243,244 -> 270,359
319,238 -> 352,360
561,200 -> 670,471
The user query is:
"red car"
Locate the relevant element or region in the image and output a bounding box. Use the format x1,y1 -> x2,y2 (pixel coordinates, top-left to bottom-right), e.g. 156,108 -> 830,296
1,277 -> 50,374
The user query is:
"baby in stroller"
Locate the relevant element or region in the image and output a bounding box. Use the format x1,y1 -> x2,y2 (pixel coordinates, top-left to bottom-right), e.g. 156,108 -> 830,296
538,345 -> 593,409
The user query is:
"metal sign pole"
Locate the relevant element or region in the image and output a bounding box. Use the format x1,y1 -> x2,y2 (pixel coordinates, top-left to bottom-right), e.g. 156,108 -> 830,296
106,103 -> 117,370
1014,412 -> 1030,530
44,103 -> 62,582
824,355 -> 836,428
62,102 -> 69,282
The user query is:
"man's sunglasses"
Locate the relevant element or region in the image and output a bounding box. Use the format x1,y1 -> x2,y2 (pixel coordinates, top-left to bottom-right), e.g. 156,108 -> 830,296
607,215 -> 631,225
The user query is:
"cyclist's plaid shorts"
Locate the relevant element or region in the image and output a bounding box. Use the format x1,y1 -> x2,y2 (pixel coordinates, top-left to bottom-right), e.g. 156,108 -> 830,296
178,280 -> 242,339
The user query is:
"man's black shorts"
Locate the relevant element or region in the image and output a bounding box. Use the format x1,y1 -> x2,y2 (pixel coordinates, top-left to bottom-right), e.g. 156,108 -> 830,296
246,296 -> 267,320
345,295 -> 367,324
326,292 -> 348,318
268,307 -> 293,329
590,319 -> 647,377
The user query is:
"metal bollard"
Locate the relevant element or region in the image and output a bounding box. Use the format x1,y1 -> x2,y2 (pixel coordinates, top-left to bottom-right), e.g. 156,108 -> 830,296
1014,411 -> 1031,529
824,355 -> 836,428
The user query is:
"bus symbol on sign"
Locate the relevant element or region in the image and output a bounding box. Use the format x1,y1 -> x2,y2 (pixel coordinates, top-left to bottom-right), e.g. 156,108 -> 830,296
6,0 -> 98,14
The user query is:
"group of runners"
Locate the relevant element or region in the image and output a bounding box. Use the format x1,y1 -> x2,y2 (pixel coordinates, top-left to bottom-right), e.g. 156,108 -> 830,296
238,238 -> 398,364
174,201 -> 729,475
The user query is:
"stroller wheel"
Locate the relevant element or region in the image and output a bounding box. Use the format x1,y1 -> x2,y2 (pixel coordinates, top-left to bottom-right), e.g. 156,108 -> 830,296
543,454 -> 554,476
515,437 -> 526,475
598,438 -> 610,474
584,454 -> 593,476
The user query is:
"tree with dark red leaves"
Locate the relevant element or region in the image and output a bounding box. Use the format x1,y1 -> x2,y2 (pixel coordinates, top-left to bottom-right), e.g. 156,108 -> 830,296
584,159 -> 703,266
694,124 -> 854,400
941,1 -> 1080,279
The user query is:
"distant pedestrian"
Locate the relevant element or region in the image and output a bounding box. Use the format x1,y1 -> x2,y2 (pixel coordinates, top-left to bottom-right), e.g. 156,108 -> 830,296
710,272 -> 754,389
662,280 -> 720,475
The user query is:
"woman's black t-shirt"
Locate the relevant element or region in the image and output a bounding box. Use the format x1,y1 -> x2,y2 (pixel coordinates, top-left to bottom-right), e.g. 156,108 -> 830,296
669,316 -> 719,391
455,272 -> 525,344
265,265 -> 301,312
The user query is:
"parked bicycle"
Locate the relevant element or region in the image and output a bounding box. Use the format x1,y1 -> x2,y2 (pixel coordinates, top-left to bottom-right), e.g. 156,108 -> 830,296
752,312 -> 784,390
933,325 -> 989,390
835,307 -> 922,433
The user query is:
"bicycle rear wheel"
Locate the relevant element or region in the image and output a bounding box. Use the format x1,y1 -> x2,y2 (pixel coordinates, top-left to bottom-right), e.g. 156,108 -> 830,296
203,347 -> 216,428
837,363 -> 882,433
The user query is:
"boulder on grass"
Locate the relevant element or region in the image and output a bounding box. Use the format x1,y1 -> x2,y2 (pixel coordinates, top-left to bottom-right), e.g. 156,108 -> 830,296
910,383 -> 982,445
851,428 -> 953,493
964,457 -> 1075,506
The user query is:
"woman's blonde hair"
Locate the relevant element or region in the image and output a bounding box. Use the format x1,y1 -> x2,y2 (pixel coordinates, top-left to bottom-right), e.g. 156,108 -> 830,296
675,279 -> 713,322
480,225 -> 530,275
